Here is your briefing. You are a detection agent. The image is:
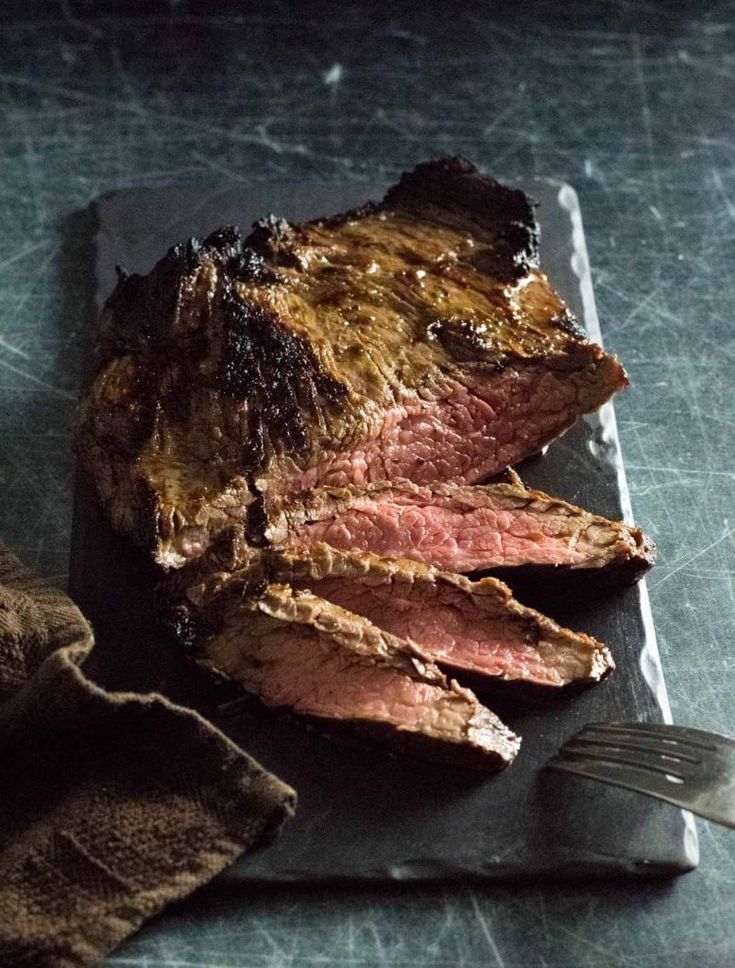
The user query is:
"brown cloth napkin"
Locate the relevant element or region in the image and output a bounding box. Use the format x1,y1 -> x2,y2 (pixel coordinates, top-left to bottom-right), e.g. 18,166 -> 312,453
0,542 -> 296,968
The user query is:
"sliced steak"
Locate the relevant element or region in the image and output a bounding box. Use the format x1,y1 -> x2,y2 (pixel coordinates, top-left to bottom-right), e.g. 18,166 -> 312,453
77,157 -> 627,568
242,475 -> 653,585
183,544 -> 613,690
173,581 -> 520,771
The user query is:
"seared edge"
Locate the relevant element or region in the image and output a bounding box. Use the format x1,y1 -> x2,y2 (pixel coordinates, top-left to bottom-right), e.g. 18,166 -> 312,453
167,581 -> 520,771
254,474 -> 655,577
175,542 -> 614,688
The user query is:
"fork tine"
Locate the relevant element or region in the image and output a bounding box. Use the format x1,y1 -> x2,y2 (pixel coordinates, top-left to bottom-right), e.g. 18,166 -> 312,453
559,741 -> 694,780
548,753 -> 696,812
549,724 -> 735,828
569,732 -> 702,765
585,722 -> 723,752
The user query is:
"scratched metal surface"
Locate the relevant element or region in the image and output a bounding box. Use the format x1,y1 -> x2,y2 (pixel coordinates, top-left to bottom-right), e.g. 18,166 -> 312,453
0,2 -> 733,966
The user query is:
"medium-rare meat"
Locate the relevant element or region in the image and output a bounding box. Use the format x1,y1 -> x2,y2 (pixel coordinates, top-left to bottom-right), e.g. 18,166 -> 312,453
170,581 -> 520,771
216,474 -> 653,585
182,544 -> 614,689
77,157 -> 627,568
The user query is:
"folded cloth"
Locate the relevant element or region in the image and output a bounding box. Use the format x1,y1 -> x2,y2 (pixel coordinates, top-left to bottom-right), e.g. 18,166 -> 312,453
0,543 -> 296,968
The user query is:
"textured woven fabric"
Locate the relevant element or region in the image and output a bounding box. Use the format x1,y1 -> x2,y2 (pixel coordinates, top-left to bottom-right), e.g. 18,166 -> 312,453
0,542 -> 296,967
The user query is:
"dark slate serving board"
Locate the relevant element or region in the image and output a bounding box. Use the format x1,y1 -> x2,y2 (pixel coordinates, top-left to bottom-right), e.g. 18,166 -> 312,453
69,177 -> 699,882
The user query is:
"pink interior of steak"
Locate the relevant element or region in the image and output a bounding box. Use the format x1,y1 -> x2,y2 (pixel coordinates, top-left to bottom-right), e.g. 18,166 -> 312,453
287,495 -> 601,573
226,622 -> 477,737
278,361 -> 619,495
291,576 -> 595,687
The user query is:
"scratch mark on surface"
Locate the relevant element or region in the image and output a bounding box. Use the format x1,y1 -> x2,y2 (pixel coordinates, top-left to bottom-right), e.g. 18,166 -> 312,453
0,358 -> 75,400
632,32 -> 665,219
626,464 -> 735,478
0,336 -> 31,361
3,241 -> 60,329
0,238 -> 52,271
649,525 -> 735,591
0,73 -> 359,168
611,286 -> 660,334
711,166 -> 735,221
468,892 -> 506,967
106,961 -> 259,967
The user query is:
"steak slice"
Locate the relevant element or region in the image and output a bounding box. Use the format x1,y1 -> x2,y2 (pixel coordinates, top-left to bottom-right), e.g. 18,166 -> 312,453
77,157 -> 627,568
242,475 -> 653,585
173,581 -> 520,771
183,544 -> 613,690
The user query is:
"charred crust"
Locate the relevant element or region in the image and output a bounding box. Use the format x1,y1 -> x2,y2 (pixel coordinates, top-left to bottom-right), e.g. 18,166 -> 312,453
162,603 -> 202,653
98,226 -> 278,359
215,286 -> 347,467
165,581 -> 234,648
426,317 -> 507,367
245,492 -> 271,547
100,235 -> 206,355
245,214 -> 309,269
234,246 -> 280,283
384,156 -> 540,282
164,567 -> 271,657
551,312 -> 587,341
100,217 -> 350,477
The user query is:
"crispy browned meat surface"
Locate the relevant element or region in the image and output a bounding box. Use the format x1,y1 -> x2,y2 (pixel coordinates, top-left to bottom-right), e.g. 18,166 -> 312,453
170,580 -> 520,771
179,543 -> 614,691
258,473 -> 654,584
77,158 -> 626,569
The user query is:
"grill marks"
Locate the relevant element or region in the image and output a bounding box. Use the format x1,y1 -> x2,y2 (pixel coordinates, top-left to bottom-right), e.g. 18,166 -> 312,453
216,290 -> 348,467
100,226 -> 350,475
384,157 -> 539,283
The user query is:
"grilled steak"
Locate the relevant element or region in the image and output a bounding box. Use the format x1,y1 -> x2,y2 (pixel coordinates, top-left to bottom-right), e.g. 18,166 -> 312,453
172,581 -> 521,771
209,474 -> 652,585
182,544 -> 613,690
77,157 -> 627,568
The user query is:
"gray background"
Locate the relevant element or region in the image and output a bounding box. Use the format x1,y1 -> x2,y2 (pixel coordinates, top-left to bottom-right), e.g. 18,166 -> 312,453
0,2 -> 733,966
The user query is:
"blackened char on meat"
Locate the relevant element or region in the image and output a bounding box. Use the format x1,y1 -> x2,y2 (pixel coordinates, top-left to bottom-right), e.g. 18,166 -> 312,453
77,157 -> 627,569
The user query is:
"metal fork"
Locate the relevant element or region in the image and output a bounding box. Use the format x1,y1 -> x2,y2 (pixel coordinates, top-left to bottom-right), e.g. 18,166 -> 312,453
547,722 -> 735,828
